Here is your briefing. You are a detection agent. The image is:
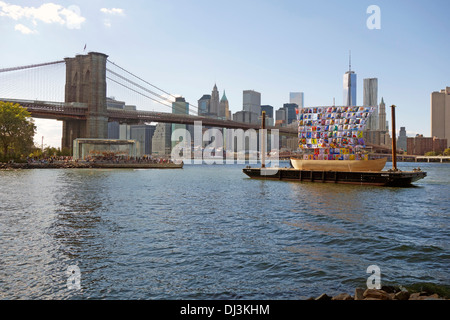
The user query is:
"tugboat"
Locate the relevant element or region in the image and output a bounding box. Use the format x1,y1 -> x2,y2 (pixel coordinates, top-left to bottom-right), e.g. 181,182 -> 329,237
243,105 -> 426,187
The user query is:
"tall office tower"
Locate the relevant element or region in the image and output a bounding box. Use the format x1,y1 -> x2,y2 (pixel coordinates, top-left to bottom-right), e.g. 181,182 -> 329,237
283,103 -> 298,125
260,105 -> 274,119
363,78 -> 378,106
219,90 -> 229,119
378,97 -> 387,131
363,78 -> 379,130
243,90 -> 261,116
290,92 -> 304,109
198,94 -> 211,116
343,53 -> 357,106
209,84 -> 220,116
260,105 -> 274,127
275,108 -> 286,126
431,87 -> 450,148
172,97 -> 190,148
397,127 -> 407,151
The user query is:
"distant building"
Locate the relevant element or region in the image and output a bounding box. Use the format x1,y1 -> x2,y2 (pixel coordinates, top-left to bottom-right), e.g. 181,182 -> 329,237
209,84 -> 220,116
172,96 -> 190,148
219,90 -> 230,119
198,94 -> 211,116
107,97 -> 125,139
152,123 -> 172,156
407,135 -> 447,155
243,90 -> 261,119
283,103 -> 298,125
431,87 -> 450,148
260,105 -> 274,126
290,92 -> 304,109
363,78 -> 378,130
397,127 -> 407,151
343,53 -> 357,106
260,105 -> 274,119
275,108 -> 286,126
378,97 -> 388,131
130,125 -> 156,155
343,71 -> 357,106
233,110 -> 258,124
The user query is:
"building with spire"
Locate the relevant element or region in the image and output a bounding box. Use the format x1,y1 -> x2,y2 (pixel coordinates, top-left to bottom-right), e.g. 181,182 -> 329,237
209,84 -> 220,116
219,90 -> 231,120
343,52 -> 357,106
378,97 -> 387,131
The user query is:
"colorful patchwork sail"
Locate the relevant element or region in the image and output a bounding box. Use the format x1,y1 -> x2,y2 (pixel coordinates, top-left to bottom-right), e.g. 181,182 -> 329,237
291,106 -> 387,172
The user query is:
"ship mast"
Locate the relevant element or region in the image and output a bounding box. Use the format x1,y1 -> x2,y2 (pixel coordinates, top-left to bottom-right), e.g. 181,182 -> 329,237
391,105 -> 398,171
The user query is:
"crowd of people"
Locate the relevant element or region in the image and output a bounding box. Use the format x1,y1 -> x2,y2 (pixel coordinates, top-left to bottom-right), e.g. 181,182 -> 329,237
24,152 -> 175,165
27,156 -> 72,164
83,154 -> 173,164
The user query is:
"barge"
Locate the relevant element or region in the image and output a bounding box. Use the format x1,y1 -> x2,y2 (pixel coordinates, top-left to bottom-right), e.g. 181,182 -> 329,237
242,167 -> 426,187
243,105 -> 427,187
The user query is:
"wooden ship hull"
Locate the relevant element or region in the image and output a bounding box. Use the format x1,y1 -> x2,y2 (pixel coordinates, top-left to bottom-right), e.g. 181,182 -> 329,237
290,158 -> 387,172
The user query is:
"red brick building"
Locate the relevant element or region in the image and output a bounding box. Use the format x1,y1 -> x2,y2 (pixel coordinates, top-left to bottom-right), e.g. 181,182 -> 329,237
407,135 -> 448,155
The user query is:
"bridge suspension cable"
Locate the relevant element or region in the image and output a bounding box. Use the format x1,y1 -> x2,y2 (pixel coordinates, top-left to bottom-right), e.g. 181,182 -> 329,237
106,59 -> 199,115
0,60 -> 65,73
0,60 -> 66,102
106,76 -> 173,109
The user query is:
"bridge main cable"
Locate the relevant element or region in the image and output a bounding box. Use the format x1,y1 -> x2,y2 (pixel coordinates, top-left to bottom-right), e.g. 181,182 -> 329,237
0,60 -> 65,73
106,59 -> 200,115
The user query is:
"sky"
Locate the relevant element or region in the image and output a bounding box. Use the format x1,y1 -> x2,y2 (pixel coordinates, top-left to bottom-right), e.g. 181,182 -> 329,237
0,0 -> 449,148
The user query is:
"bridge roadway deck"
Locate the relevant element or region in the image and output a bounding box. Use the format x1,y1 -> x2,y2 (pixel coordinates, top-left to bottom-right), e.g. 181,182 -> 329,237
0,98 -> 296,134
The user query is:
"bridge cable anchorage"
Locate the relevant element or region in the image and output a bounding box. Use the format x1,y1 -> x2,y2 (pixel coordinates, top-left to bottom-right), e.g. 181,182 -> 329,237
106,59 -> 199,115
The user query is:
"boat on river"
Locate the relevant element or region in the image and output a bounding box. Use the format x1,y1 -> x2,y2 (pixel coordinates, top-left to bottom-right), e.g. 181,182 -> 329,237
243,105 -> 427,187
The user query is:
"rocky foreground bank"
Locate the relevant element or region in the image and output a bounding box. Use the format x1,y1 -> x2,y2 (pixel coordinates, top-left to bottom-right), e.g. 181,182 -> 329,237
309,287 -> 449,301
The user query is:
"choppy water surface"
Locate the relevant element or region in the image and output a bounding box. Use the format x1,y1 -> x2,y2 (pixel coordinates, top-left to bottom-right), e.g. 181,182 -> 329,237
0,162 -> 449,299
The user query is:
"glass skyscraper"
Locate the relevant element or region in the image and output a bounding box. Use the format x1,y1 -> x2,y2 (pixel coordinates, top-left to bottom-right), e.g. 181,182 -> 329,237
343,71 -> 357,106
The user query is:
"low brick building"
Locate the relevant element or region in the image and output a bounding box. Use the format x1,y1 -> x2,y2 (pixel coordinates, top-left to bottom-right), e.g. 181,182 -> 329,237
407,135 -> 447,155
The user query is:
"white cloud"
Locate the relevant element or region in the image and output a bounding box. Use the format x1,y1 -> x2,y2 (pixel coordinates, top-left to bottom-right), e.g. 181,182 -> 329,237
14,23 -> 37,34
100,7 -> 124,27
100,8 -> 124,16
0,1 -> 86,32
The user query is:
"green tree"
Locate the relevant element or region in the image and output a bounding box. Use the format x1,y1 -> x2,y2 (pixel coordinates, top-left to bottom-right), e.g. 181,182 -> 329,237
444,148 -> 450,156
424,151 -> 439,156
0,101 -> 36,161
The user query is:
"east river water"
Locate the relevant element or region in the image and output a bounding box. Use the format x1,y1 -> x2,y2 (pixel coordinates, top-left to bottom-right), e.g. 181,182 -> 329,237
0,162 -> 448,300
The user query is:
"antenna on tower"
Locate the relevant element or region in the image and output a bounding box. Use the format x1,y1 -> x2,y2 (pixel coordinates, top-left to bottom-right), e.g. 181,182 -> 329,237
349,50 -> 352,72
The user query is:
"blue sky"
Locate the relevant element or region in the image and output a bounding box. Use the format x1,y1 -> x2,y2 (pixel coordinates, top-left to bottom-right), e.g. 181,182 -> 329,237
1,0 -> 449,147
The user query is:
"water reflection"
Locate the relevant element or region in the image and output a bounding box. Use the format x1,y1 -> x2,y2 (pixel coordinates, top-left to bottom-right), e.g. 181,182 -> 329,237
0,163 -> 448,299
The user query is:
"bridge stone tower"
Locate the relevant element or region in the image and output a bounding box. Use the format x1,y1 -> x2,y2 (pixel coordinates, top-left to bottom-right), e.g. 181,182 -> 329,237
62,52 -> 109,151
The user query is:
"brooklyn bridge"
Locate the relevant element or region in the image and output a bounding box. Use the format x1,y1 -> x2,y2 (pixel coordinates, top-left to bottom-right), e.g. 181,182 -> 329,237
0,52 -> 295,153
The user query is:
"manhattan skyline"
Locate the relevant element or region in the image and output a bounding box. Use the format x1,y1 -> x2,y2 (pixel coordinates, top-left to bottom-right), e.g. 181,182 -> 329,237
1,0 -> 449,147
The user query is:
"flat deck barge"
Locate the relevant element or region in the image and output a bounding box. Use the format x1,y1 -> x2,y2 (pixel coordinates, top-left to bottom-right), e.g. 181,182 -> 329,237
242,167 -> 426,187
